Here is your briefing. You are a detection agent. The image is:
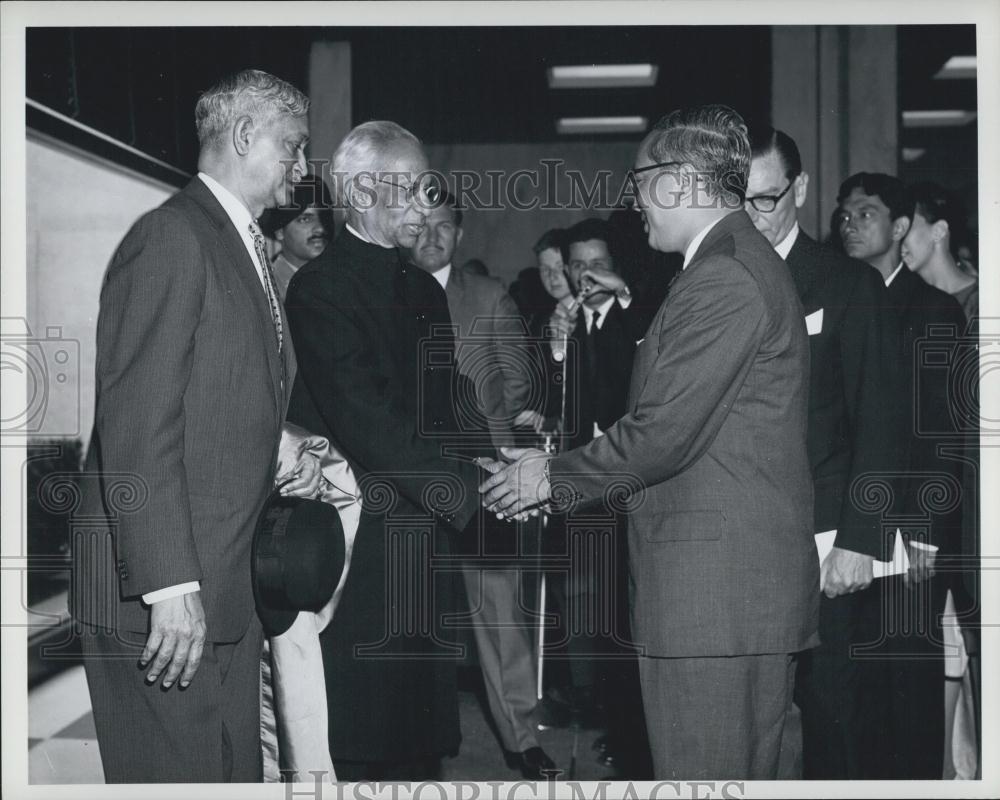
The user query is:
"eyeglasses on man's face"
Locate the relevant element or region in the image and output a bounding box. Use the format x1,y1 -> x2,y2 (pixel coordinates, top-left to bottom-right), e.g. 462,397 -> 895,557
745,177 -> 797,213
377,175 -> 443,208
628,161 -> 684,185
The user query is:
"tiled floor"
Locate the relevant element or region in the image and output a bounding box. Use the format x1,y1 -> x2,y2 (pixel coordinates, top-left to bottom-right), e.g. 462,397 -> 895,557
28,664 -> 613,784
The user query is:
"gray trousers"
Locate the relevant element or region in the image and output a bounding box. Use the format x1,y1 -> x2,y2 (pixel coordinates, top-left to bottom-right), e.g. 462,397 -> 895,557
638,652 -> 795,780
462,566 -> 539,753
81,619 -> 264,783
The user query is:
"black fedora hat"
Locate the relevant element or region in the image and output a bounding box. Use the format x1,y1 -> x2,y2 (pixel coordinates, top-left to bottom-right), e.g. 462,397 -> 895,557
252,487 -> 346,637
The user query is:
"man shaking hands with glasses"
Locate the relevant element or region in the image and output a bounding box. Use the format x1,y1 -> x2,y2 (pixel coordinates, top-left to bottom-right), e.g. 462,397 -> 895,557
481,106 -> 820,780
284,122 -> 482,780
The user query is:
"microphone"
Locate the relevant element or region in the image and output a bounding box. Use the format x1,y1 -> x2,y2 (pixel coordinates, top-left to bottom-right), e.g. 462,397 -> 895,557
551,290 -> 588,363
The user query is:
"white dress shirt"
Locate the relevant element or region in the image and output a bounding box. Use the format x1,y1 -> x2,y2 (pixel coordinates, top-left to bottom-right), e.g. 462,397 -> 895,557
431,264 -> 452,290
683,215 -> 728,269
774,222 -> 801,261
884,261 -> 905,287
197,171 -> 266,290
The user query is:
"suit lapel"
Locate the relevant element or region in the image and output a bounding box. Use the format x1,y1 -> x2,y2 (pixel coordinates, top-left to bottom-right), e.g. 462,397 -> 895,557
785,233 -> 821,308
444,266 -> 464,328
186,178 -> 284,418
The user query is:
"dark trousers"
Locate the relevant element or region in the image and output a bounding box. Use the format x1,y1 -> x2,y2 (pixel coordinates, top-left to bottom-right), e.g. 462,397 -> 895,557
81,619 -> 264,783
795,591 -> 866,778
638,653 -> 795,780
856,574 -> 947,779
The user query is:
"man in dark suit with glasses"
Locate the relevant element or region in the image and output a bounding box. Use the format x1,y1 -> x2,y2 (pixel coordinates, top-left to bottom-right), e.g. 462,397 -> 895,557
747,127 -> 904,779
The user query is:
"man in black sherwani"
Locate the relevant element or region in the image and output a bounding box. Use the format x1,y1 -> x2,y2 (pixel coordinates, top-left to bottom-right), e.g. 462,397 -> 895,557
284,121 -> 482,781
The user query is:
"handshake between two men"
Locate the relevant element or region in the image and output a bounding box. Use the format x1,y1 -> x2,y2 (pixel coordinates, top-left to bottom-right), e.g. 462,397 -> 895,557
476,447 -> 554,523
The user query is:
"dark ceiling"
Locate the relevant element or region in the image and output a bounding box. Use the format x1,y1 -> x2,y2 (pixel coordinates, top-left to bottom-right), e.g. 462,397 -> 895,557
347,26 -> 773,144
897,25 -> 978,186
25,25 -> 976,187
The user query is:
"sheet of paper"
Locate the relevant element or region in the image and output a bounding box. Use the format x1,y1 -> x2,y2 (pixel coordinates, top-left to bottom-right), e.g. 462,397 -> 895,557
814,528 -> 909,579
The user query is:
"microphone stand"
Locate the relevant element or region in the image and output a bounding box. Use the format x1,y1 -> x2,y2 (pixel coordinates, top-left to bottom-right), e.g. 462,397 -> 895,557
536,299 -> 578,701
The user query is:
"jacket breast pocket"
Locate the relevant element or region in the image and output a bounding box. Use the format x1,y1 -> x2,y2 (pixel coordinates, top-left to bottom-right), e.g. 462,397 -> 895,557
640,509 -> 726,543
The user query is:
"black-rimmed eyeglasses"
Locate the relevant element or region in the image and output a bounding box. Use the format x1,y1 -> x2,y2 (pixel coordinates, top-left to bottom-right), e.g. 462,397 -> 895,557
628,161 -> 684,182
745,177 -> 797,213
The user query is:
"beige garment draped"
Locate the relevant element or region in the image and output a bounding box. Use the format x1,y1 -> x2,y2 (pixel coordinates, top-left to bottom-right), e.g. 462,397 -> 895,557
261,424 -> 363,783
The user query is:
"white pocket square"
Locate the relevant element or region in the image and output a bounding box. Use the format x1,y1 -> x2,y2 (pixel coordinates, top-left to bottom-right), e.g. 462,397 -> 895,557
805,308 -> 824,336
635,338 -> 645,345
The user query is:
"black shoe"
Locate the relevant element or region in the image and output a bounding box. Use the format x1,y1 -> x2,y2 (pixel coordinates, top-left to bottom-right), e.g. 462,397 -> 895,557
505,747 -> 559,779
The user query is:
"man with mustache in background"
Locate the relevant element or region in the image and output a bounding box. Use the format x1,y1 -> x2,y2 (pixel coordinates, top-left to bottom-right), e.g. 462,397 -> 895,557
261,173 -> 334,301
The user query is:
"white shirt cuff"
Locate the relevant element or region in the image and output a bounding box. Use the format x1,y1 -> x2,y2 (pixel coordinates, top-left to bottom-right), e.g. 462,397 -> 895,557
142,581 -> 201,604
616,293 -> 633,309
908,540 -> 939,553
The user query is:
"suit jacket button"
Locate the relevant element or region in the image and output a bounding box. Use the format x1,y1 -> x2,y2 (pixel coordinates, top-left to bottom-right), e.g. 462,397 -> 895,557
432,419 -> 444,429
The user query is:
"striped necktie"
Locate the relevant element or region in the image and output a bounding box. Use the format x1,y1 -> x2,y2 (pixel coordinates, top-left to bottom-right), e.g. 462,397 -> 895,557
248,221 -> 284,355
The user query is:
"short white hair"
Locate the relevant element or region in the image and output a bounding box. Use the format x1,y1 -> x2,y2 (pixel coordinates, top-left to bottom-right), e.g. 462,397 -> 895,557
331,120 -> 421,205
195,69 -> 309,151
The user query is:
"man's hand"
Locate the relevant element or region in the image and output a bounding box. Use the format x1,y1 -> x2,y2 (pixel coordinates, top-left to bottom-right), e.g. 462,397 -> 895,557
276,425 -> 323,498
514,409 -> 546,433
904,543 -> 937,587
549,301 -> 577,340
277,451 -> 322,498
820,547 -> 874,598
479,447 -> 551,518
579,266 -> 627,297
140,591 -> 207,689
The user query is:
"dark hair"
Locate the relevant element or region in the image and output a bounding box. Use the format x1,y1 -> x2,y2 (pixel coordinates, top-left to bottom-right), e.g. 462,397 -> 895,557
837,172 -> 911,222
533,228 -> 566,260
749,126 -> 802,179
565,217 -> 613,258
645,104 -> 750,206
435,189 -> 463,227
908,182 -> 967,257
260,174 -> 334,236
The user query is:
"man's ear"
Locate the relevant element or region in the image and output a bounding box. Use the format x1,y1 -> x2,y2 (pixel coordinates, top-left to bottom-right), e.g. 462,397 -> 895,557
345,177 -> 377,214
892,215 -> 912,242
456,227 -> 464,248
932,219 -> 950,244
274,227 -> 285,243
233,116 -> 254,156
794,172 -> 809,209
